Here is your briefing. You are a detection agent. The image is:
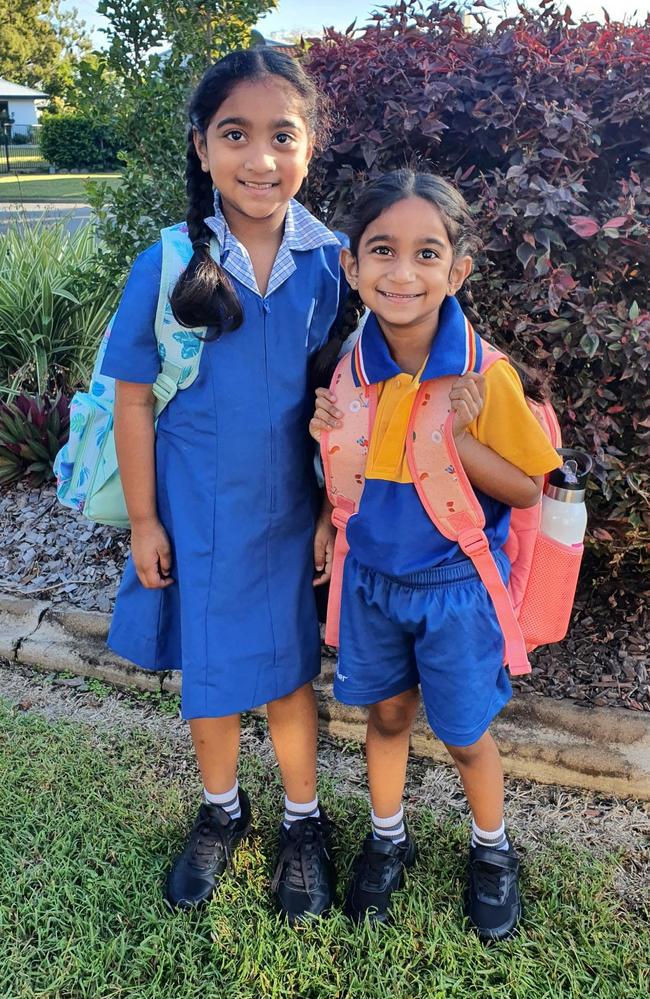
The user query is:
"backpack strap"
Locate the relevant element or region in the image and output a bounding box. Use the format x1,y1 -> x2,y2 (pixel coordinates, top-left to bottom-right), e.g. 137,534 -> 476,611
407,336 -> 531,675
151,223 -> 217,418
321,344 -> 377,646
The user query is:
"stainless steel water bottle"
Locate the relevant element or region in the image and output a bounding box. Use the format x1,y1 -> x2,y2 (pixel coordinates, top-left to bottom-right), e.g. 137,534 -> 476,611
540,448 -> 592,547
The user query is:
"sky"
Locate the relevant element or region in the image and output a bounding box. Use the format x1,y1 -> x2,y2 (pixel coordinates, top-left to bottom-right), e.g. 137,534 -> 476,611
62,0 -> 650,49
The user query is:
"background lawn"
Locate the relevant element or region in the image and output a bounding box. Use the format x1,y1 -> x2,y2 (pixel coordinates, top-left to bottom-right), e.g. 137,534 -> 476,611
0,698 -> 647,999
0,173 -> 121,203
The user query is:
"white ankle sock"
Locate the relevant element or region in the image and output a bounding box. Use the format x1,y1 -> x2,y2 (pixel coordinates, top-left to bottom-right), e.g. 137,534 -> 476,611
204,779 -> 241,821
283,795 -> 320,829
471,818 -> 509,851
371,806 -> 406,844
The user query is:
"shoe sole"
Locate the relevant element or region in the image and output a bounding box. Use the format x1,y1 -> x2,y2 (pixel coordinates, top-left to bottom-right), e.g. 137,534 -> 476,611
164,821 -> 253,912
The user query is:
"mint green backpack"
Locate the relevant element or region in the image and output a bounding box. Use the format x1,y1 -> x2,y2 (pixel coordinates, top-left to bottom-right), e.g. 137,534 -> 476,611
54,223 -> 213,528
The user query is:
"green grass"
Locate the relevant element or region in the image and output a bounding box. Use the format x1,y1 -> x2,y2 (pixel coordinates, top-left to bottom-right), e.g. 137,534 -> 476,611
0,173 -> 121,203
0,701 -> 646,999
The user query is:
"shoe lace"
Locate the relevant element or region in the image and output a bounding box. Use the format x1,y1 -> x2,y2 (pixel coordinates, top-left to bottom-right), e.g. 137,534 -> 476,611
271,816 -> 332,894
474,861 -> 507,902
356,845 -> 396,891
191,812 -> 231,867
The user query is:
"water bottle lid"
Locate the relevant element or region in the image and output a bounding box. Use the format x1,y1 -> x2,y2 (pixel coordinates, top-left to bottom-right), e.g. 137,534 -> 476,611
547,448 -> 592,492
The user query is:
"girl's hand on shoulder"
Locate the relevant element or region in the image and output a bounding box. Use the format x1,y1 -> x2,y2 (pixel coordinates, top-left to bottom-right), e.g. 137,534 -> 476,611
313,500 -> 335,587
130,519 -> 174,589
450,372 -> 485,439
309,387 -> 343,443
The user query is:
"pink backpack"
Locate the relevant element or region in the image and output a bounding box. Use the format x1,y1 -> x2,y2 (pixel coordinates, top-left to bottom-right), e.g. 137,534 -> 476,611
321,333 -> 584,676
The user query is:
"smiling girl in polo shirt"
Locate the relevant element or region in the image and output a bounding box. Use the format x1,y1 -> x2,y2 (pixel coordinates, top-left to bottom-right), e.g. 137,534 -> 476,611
310,170 -> 562,939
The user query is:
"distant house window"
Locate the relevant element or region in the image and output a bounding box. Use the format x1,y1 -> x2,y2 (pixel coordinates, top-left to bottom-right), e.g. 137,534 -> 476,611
0,101 -> 9,121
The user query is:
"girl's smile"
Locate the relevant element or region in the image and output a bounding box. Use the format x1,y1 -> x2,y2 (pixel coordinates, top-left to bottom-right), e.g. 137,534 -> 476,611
377,290 -> 425,302
239,181 -> 278,190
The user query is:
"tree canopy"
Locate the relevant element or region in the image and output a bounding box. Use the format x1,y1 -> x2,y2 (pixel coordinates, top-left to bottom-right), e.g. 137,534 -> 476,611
0,1 -> 91,97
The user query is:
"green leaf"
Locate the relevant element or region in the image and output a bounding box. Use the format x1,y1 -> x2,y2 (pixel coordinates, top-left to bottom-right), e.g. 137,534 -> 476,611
544,319 -> 570,333
580,332 -> 600,357
52,287 -> 81,305
629,301 -> 640,321
516,243 -> 536,268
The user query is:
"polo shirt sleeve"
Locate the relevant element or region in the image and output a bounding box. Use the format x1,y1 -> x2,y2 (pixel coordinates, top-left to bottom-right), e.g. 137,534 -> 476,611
469,360 -> 562,477
100,242 -> 162,384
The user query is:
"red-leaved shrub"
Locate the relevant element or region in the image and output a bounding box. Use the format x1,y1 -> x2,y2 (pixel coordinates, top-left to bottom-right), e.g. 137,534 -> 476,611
305,2 -> 650,555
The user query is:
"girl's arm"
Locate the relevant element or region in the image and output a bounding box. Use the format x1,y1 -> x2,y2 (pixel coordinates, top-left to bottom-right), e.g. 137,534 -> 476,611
451,373 -> 542,509
114,381 -> 173,588
454,433 -> 542,508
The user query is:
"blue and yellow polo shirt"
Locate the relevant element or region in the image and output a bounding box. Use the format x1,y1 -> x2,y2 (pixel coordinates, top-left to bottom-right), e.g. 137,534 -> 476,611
345,296 -> 562,576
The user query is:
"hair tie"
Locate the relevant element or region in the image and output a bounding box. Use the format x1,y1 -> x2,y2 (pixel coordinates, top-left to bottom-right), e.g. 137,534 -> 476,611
192,238 -> 211,252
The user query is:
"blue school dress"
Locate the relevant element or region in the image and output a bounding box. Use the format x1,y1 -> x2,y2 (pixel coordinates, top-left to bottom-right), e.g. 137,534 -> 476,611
101,196 -> 345,719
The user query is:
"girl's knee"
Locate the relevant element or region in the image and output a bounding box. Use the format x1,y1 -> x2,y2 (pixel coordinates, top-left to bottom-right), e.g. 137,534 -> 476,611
445,731 -> 492,768
369,688 -> 419,738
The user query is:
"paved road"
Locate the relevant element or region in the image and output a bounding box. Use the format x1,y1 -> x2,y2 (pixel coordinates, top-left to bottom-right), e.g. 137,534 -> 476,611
0,201 -> 93,235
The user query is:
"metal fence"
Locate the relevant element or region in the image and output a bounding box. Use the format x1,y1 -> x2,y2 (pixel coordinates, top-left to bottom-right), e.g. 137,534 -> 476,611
0,123 -> 49,174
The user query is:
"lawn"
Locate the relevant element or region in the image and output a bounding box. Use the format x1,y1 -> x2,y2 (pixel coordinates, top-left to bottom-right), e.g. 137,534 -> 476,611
0,173 -> 121,203
0,699 -> 646,999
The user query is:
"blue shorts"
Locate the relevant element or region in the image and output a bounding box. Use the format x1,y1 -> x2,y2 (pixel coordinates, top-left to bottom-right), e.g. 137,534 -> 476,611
334,552 -> 512,747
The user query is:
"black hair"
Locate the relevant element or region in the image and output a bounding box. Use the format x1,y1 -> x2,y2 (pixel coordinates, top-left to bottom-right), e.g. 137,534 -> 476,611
170,48 -> 327,334
311,169 -> 483,387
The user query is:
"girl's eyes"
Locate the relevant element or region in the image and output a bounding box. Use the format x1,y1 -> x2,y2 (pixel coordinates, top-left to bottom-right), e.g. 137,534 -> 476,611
369,246 -> 438,259
221,130 -> 296,145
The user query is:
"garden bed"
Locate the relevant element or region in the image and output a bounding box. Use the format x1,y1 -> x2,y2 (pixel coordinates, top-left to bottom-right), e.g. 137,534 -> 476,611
1,481 -> 647,712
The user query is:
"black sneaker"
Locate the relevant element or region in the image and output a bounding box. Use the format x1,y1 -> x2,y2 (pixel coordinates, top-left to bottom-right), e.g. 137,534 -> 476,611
465,841 -> 522,941
345,831 -> 416,924
271,813 -> 336,924
165,789 -> 252,910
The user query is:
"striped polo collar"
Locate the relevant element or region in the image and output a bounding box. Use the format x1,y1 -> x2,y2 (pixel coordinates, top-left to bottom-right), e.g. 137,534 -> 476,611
351,296 -> 482,387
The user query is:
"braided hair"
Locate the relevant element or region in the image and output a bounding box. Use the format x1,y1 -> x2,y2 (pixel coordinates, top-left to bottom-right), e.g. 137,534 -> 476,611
311,169 -> 484,387
170,49 -> 327,336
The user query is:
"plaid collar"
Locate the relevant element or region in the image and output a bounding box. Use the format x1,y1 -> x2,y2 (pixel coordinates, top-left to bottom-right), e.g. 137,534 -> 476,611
204,191 -> 339,297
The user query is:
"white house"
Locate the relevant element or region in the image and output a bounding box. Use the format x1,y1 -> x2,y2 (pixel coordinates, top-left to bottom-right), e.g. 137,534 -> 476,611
0,78 -> 49,131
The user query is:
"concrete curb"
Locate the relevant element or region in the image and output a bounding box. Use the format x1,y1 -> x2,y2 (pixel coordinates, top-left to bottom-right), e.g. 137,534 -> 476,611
1,593 -> 649,799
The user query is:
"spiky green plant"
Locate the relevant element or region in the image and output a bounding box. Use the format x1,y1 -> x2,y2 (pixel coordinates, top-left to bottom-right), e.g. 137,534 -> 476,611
0,392 -> 70,486
0,219 -> 118,397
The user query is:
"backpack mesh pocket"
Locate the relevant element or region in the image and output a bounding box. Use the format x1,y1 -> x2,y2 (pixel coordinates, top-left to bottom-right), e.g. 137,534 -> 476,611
518,533 -> 583,650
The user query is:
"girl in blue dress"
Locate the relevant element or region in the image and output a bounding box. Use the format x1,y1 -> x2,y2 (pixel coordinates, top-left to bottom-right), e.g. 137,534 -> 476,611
100,49 -> 344,921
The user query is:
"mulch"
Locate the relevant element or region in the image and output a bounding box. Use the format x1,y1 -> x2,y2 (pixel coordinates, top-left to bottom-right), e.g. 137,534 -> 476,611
1,481 -> 647,712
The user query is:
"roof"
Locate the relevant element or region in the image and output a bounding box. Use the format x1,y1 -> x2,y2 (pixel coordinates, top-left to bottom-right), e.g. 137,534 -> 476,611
0,78 -> 49,100
250,31 -> 302,57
